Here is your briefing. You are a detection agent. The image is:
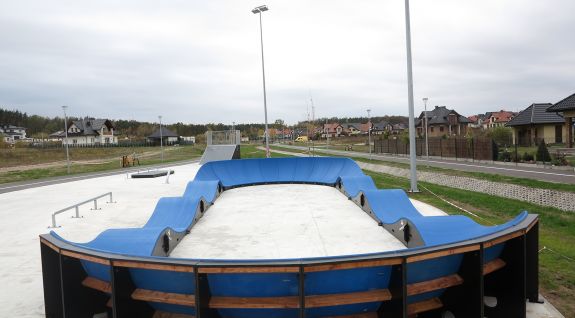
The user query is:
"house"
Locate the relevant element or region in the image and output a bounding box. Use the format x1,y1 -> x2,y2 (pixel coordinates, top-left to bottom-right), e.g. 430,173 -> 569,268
416,106 -> 470,137
391,123 -> 407,135
467,113 -> 492,129
147,127 -> 179,144
322,123 -> 344,138
546,93 -> 575,148
51,118 -> 117,145
343,123 -> 372,135
372,121 -> 393,135
487,110 -> 517,128
0,124 -> 27,143
505,103 -> 566,146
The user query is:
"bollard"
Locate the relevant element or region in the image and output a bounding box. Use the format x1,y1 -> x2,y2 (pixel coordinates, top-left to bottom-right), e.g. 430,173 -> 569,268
71,206 -> 81,219
165,170 -> 171,184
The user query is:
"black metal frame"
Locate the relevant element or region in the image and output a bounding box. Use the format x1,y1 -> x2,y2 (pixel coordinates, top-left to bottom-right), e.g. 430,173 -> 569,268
40,214 -> 540,318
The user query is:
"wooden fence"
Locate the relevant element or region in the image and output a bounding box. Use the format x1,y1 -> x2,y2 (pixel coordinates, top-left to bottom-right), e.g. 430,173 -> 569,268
374,137 -> 497,161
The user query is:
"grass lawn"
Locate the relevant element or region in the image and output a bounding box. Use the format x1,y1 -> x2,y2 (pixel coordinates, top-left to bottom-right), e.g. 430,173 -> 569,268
262,146 -> 573,316
0,145 -> 204,184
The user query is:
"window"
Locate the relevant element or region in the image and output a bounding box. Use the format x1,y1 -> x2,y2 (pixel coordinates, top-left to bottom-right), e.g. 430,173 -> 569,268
73,139 -> 77,144
430,127 -> 434,132
440,126 -> 444,132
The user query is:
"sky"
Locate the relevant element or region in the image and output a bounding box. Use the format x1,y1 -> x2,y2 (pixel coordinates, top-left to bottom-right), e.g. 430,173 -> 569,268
0,0 -> 574,125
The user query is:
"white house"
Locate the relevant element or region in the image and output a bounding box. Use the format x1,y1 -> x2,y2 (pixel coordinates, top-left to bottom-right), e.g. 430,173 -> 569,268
0,124 -> 27,143
51,118 -> 118,145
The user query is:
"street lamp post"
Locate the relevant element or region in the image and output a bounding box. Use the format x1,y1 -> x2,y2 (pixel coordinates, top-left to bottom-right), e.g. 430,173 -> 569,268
252,5 -> 271,158
423,97 -> 429,159
159,115 -> 164,162
404,0 -> 419,192
62,106 -> 71,174
367,109 -> 372,159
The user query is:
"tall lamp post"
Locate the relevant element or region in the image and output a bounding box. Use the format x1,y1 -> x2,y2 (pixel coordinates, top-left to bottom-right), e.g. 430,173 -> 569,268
62,106 -> 71,174
404,0 -> 419,192
252,5 -> 270,158
367,109 -> 372,159
423,97 -> 429,159
158,115 -> 164,162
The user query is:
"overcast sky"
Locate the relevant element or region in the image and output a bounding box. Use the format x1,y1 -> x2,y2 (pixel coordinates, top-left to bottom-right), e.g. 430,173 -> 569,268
1,0 -> 574,125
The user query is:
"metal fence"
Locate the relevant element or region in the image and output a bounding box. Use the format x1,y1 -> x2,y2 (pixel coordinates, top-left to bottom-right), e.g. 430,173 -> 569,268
206,130 -> 240,146
374,137 -> 497,161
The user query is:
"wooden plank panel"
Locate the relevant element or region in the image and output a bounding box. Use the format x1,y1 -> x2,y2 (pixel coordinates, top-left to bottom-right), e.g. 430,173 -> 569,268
199,266 -> 299,274
153,311 -> 195,318
406,274 -> 463,296
483,258 -> 506,276
407,297 -> 443,315
132,289 -> 195,307
483,231 -> 524,248
407,245 -> 479,263
82,277 -> 112,293
113,260 -> 194,273
306,289 -> 391,308
304,259 -> 402,273
40,238 -> 60,253
209,296 -> 299,309
61,250 -> 110,265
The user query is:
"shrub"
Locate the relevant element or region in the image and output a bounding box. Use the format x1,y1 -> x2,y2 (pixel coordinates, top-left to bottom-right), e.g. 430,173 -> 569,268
536,141 -> 551,162
488,127 -> 513,146
499,151 -> 511,162
522,152 -> 534,162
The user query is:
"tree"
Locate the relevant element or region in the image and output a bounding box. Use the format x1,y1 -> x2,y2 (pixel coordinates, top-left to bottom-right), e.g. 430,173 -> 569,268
487,127 -> 513,146
536,141 -> 551,162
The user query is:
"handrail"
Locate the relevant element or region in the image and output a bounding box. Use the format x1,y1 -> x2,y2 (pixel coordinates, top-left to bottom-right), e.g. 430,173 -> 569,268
49,192 -> 116,228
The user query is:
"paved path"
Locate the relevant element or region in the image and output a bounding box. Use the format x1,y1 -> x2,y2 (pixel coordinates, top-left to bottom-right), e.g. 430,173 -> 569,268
0,159 -> 199,195
274,144 -> 575,185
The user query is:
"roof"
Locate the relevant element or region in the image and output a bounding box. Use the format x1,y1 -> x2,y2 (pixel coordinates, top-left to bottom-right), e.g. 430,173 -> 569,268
373,121 -> 391,130
416,106 -> 470,126
489,110 -> 517,123
547,93 -> 575,112
506,103 -> 564,126
148,126 -> 179,138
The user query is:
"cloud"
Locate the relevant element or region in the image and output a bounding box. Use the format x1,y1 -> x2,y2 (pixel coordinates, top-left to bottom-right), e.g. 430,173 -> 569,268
0,0 -> 574,125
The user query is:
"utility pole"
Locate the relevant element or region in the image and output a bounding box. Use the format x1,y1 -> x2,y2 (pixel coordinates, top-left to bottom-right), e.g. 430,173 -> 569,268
423,97 -> 429,159
404,0 -> 419,192
62,106 -> 70,174
252,5 -> 271,158
367,109 -> 372,159
159,115 -> 164,162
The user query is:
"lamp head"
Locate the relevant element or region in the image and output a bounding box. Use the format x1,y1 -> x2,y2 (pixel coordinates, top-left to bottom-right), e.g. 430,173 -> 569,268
252,5 -> 268,14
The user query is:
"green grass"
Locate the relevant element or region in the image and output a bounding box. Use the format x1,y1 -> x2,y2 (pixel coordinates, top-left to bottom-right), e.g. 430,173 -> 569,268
271,145 -> 575,194
240,144 -> 292,159
364,171 -> 575,317
0,145 -> 204,184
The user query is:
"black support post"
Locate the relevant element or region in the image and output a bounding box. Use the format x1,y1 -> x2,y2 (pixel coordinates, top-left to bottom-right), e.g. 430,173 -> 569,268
526,223 -> 542,303
378,259 -> 406,318
195,267 -> 218,318
110,265 -> 154,318
60,255 -> 109,318
299,266 -> 306,318
40,243 -> 64,318
441,248 -> 484,318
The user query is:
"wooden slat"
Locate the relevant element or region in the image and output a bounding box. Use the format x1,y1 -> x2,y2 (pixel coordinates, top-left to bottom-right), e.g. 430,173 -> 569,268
306,289 -> 391,308
483,258 -> 506,276
199,266 -> 299,274
304,259 -> 402,273
82,277 -> 111,293
61,250 -> 110,265
40,237 -> 60,253
407,245 -> 479,263
406,274 -> 463,296
325,313 -> 378,318
208,296 -> 299,309
113,260 -> 194,273
407,297 -> 443,315
483,231 -> 524,248
132,289 -> 195,307
153,311 -> 195,318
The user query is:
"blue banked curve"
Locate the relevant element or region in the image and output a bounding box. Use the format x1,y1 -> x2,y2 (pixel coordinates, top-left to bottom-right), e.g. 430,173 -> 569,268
50,157 -> 529,317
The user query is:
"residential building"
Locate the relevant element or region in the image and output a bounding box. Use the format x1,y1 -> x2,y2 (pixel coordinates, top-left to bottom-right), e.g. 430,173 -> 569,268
546,93 -> 575,148
51,118 -> 117,145
342,122 -> 372,135
506,103 -> 566,146
0,124 -> 27,143
391,123 -> 407,134
322,123 -> 344,138
467,113 -> 492,130
147,127 -> 179,144
487,110 -> 517,128
416,106 -> 470,137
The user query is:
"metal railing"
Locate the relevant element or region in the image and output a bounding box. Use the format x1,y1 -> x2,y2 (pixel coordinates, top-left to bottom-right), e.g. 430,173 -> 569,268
49,192 -> 116,228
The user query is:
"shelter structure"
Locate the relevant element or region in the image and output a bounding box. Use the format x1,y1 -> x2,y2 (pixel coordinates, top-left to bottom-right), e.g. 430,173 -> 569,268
546,93 -> 575,148
147,126 -> 179,144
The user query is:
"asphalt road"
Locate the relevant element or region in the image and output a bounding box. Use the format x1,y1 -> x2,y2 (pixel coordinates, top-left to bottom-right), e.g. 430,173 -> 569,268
0,159 -> 199,195
275,144 -> 575,185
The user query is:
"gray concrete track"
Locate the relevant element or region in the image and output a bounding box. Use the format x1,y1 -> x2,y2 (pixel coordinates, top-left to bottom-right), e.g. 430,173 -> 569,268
0,159 -> 199,195
275,144 -> 575,185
